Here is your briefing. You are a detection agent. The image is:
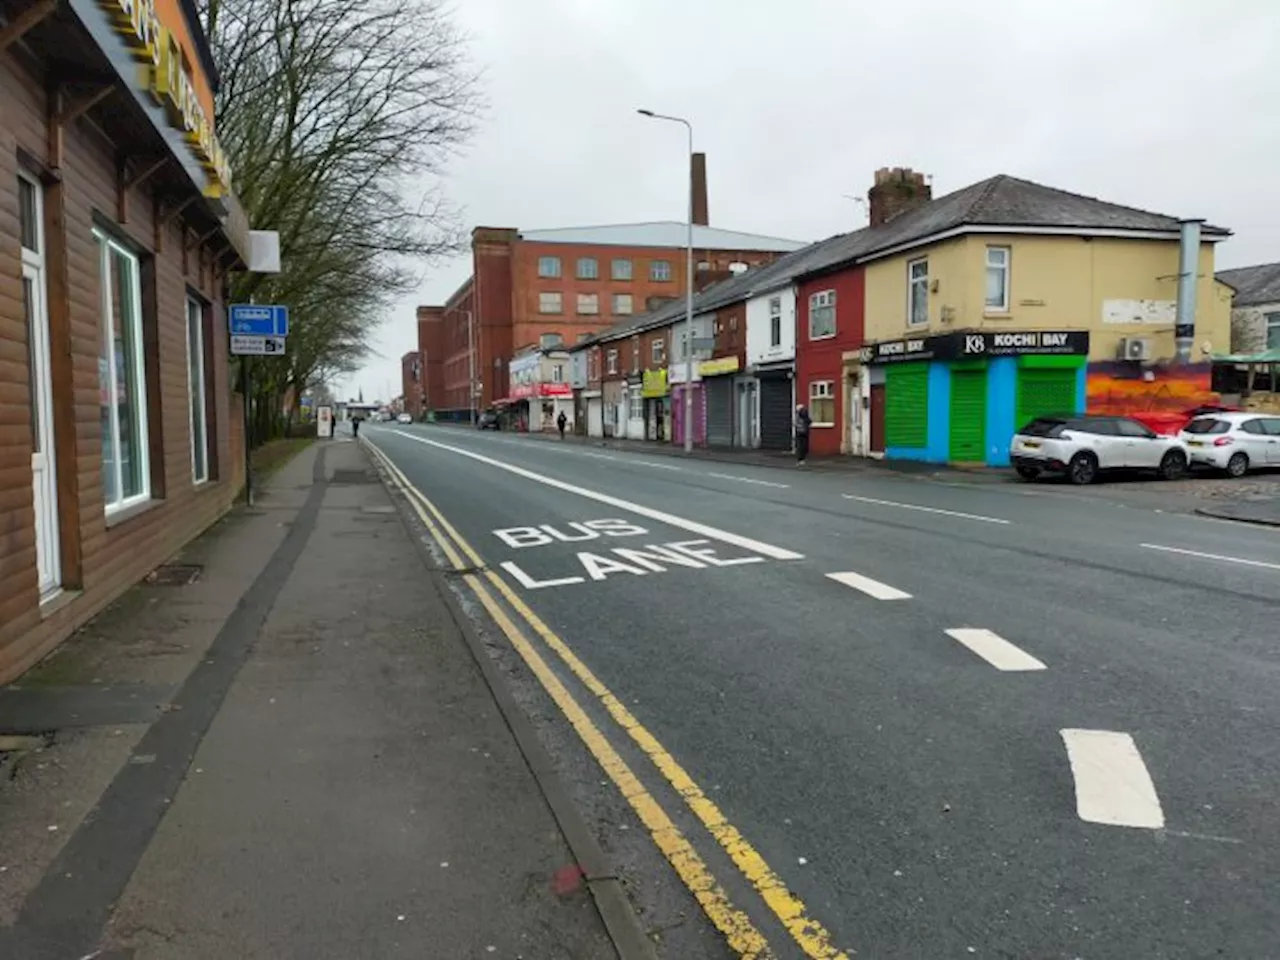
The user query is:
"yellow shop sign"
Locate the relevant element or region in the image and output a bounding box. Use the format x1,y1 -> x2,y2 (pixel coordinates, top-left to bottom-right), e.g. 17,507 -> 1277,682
698,356 -> 741,377
103,0 -> 232,197
641,369 -> 669,398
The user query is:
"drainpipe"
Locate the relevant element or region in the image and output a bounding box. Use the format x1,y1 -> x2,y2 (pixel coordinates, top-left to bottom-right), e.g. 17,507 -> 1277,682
1174,219 -> 1203,364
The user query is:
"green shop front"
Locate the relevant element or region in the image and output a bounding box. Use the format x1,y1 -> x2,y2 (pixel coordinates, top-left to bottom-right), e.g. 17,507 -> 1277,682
862,330 -> 1089,465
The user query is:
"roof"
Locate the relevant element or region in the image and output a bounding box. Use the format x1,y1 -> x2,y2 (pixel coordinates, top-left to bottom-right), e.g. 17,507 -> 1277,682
519,221 -> 806,253
1216,262 -> 1280,307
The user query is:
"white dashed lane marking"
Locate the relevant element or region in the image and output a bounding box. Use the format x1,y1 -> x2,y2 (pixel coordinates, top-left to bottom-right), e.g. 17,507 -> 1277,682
944,628 -> 1046,671
842,494 -> 1010,525
826,571 -> 912,601
1140,543 -> 1280,571
1060,729 -> 1165,829
708,472 -> 791,489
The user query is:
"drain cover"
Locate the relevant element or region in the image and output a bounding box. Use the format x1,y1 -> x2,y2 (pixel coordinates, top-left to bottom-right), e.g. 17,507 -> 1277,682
146,564 -> 202,586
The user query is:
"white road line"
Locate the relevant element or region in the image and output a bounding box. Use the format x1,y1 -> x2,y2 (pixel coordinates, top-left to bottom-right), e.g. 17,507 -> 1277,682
634,460 -> 684,471
389,430 -> 804,560
825,571 -> 912,601
944,628 -> 1046,672
842,494 -> 1010,525
580,451 -> 620,462
708,472 -> 790,489
1060,729 -> 1165,830
1140,543 -> 1280,571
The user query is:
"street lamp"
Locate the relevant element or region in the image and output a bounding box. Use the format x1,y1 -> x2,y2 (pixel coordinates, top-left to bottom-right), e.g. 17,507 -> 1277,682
637,108 -> 694,453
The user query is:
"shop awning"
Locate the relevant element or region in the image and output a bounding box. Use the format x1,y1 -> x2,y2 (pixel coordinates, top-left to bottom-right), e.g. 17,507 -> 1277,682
1213,349 -> 1280,364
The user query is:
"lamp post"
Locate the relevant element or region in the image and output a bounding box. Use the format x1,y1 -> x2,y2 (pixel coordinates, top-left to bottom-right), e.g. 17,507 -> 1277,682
637,108 -> 694,453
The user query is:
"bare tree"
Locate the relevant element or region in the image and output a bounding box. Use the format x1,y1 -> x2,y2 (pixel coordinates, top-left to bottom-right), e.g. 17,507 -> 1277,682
201,0 -> 479,441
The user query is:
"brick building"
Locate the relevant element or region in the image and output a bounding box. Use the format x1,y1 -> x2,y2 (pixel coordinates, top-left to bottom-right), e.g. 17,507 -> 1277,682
400,350 -> 424,419
1,0 -> 252,680
418,157 -> 805,418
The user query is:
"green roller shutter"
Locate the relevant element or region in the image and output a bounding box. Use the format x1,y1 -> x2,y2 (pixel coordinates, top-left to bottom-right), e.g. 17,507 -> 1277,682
949,369 -> 987,461
1016,368 -> 1077,431
885,363 -> 928,448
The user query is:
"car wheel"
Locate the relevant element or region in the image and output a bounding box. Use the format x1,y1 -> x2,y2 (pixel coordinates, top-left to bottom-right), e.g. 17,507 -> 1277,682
1015,465 -> 1040,481
1067,452 -> 1098,485
1158,449 -> 1188,481
1226,451 -> 1249,478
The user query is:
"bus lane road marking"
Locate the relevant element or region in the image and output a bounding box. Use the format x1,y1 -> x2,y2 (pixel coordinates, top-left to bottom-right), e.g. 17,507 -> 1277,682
494,518 -> 767,590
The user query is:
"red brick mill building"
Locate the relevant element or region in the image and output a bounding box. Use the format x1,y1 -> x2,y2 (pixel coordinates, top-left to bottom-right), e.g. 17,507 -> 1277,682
0,0 -> 252,681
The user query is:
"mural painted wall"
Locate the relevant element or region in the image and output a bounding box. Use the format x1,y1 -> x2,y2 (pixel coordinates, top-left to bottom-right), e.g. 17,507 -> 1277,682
1086,362 -> 1218,414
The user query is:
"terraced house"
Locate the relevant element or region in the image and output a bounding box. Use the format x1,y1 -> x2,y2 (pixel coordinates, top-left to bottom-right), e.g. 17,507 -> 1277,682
1,0 -> 252,680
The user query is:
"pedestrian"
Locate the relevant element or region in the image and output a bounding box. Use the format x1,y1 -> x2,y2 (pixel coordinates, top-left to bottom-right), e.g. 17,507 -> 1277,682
794,403 -> 811,465
352,415 -> 361,439
557,410 -> 567,439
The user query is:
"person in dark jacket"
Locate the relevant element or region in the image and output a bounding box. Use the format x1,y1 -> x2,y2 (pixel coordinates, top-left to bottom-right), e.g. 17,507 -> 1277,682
794,404 -> 812,465
557,410 -> 567,439
352,415 -> 361,439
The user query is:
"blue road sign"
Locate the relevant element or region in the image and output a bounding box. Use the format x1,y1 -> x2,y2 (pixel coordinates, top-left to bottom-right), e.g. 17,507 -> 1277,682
229,304 -> 289,337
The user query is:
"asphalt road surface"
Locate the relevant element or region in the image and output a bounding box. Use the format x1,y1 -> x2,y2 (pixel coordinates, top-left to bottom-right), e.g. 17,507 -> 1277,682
365,423 -> 1280,960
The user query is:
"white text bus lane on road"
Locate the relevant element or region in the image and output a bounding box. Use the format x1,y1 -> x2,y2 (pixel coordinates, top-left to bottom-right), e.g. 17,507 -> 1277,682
493,518 -> 769,590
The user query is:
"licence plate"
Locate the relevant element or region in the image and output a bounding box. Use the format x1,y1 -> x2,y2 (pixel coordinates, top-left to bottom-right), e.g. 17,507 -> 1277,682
1188,440 -> 1204,447
1022,440 -> 1041,450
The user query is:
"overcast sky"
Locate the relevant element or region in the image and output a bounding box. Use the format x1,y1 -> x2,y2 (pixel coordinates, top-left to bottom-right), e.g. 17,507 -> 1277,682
341,0 -> 1280,403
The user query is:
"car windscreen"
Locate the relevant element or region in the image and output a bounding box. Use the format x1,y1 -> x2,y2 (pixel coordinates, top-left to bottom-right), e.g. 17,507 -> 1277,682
1183,418 -> 1230,435
1019,418 -> 1071,438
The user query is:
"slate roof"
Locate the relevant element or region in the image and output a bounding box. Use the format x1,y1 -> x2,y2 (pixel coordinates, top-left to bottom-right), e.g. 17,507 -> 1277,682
1216,262 -> 1280,307
520,221 -> 806,252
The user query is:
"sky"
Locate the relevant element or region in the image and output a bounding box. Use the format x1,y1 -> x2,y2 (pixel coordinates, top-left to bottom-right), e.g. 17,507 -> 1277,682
340,0 -> 1280,403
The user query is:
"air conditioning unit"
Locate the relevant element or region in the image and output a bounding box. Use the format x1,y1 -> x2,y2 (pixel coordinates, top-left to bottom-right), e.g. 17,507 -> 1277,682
1118,337 -> 1152,362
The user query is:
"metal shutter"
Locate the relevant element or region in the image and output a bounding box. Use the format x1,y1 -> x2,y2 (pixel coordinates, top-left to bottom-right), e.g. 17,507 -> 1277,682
949,369 -> 987,461
885,364 -> 928,448
759,374 -> 793,450
705,377 -> 733,447
1016,369 -> 1076,431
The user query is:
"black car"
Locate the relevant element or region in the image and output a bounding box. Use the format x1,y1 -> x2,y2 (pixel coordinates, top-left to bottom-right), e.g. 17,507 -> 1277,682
477,410 -> 500,430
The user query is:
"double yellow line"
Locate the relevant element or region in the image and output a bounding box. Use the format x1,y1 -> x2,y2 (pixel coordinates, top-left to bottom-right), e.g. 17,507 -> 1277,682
366,439 -> 849,960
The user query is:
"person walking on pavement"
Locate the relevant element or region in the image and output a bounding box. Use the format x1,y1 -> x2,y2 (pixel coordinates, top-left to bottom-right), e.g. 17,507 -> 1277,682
557,410 -> 567,440
352,415 -> 361,440
794,403 -> 812,465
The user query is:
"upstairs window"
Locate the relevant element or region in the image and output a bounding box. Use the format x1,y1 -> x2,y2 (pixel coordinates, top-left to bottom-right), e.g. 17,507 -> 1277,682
809,290 -> 836,339
769,296 -> 782,346
611,258 -> 632,281
538,256 -> 561,278
908,258 -> 929,326
613,293 -> 633,315
650,260 -> 672,282
539,291 -> 562,314
577,293 -> 599,315
652,337 -> 666,364
985,246 -> 1010,312
577,257 -> 598,280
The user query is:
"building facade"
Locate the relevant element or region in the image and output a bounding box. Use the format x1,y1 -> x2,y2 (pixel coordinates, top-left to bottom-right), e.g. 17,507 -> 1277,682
1,0 -> 251,681
400,350 -> 424,419
1218,262 -> 1280,355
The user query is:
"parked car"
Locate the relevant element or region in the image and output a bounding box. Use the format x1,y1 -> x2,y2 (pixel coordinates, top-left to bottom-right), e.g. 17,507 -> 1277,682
1178,411 -> 1280,477
1011,415 -> 1189,484
477,410 -> 500,430
396,412 -> 413,424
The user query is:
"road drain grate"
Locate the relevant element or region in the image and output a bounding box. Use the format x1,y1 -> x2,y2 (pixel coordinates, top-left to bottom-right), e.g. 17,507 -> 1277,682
145,564 -> 203,586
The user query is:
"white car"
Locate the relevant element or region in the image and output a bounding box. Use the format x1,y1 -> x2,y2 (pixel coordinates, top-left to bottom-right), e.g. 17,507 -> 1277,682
396,413 -> 413,424
1179,411 -> 1280,477
1011,415 -> 1189,485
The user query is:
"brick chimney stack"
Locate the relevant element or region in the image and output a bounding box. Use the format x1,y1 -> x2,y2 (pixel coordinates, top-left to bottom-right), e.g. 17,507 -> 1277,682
691,152 -> 709,226
868,167 -> 931,227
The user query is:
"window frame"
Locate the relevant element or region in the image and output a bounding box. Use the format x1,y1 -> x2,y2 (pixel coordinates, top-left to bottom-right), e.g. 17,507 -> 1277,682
808,289 -> 836,340
94,228 -> 151,515
576,257 -> 598,280
612,293 -> 633,315
769,296 -> 782,347
651,338 -> 666,365
650,259 -> 672,282
606,348 -> 618,375
629,389 -> 643,420
186,295 -> 211,484
577,292 -> 599,315
611,258 -> 633,281
1265,312 -> 1280,350
538,291 -> 563,314
809,380 -> 836,427
908,258 -> 929,327
985,246 -> 1011,313
537,256 -> 561,278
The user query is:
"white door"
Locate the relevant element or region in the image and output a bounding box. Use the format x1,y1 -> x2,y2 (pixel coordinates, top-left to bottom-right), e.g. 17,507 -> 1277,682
1239,419 -> 1273,465
19,173 -> 60,599
1263,418 -> 1280,463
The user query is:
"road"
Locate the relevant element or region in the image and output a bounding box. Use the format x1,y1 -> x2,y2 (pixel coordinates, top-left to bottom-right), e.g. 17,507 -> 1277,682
364,423 -> 1280,960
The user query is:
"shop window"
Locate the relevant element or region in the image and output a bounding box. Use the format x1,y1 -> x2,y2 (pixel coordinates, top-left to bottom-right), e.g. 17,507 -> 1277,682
985,246 -> 1010,312
577,257 -> 598,280
650,260 -> 672,282
95,230 -> 151,513
908,258 -> 929,326
186,295 -> 211,483
612,258 -> 632,281
539,291 -> 562,314
769,296 -> 782,346
809,380 -> 835,426
538,256 -> 561,278
809,290 -> 836,339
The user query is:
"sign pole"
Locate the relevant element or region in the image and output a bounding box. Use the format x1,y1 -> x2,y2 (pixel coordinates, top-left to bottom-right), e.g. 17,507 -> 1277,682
242,353 -> 253,506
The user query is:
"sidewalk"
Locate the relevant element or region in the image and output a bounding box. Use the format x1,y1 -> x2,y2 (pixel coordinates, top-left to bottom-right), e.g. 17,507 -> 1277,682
1196,494 -> 1280,527
0,438 -> 628,959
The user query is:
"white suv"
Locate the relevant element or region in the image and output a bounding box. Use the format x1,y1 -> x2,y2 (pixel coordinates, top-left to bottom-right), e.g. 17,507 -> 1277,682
1179,412 -> 1280,477
1011,415 -> 1190,485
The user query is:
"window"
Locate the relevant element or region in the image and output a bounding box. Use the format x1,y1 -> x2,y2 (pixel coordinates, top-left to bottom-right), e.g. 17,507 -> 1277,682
577,293 -> 599,315
629,390 -> 643,420
577,257 -> 598,280
552,364 -> 564,382
650,260 -> 672,282
697,261 -> 711,272
95,231 -> 150,513
539,332 -> 563,349
986,246 -> 1010,312
538,256 -> 561,278
1261,418 -> 1280,437
908,258 -> 929,326
632,339 -> 640,371
809,290 -> 836,339
606,349 -> 618,374
769,296 -> 782,347
810,381 -> 835,426
1115,418 -> 1155,439
539,291 -> 562,314
1266,312 -> 1280,350
652,338 -> 665,364
1241,419 -> 1268,436
186,296 -> 210,483
613,293 -> 633,315
611,258 -> 632,281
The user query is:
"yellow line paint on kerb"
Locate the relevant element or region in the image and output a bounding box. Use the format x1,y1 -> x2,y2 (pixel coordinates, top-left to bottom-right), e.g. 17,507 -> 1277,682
365,441 -> 773,959
367,438 -> 850,960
